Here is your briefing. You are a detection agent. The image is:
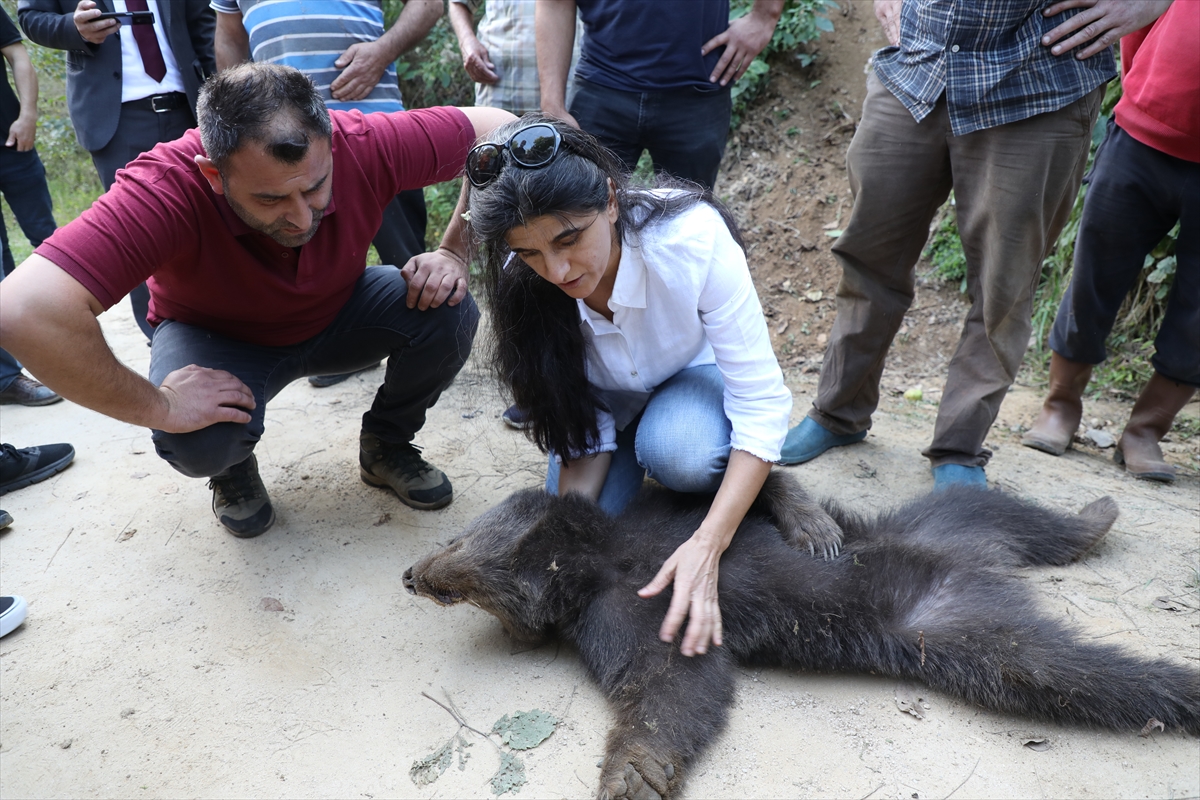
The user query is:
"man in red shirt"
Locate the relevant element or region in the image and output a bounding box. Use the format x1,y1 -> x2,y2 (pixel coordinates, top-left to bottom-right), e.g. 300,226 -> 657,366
0,63 -> 513,537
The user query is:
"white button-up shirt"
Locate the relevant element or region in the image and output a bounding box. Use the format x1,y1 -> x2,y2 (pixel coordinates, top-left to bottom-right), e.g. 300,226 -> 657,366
575,200 -> 791,462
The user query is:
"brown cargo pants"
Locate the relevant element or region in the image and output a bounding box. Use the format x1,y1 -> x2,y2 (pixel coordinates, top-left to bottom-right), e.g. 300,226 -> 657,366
808,72 -> 1103,468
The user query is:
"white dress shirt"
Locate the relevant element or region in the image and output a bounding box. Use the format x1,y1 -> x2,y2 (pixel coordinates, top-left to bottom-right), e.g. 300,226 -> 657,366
113,0 -> 186,102
574,197 -> 791,462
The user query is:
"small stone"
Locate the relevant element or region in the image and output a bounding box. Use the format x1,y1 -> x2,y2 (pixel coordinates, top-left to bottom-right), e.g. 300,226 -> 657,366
260,597 -> 285,612
1084,429 -> 1115,448
120,708 -> 135,719
59,738 -> 73,749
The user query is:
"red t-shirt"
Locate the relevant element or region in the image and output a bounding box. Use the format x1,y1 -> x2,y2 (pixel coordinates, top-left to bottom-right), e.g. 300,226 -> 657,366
1114,0 -> 1200,163
37,107 -> 474,346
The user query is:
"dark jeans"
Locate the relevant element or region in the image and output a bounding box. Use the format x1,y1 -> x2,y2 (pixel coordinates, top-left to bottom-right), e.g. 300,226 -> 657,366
148,266 -> 480,478
569,77 -> 731,191
91,98 -> 197,342
0,145 -> 57,391
1049,121 -> 1199,387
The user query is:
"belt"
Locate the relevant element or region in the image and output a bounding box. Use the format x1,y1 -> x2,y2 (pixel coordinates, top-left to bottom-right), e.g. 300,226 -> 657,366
126,92 -> 188,113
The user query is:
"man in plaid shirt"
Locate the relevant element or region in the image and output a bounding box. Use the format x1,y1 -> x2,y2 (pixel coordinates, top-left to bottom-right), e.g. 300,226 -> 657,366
781,0 -> 1173,489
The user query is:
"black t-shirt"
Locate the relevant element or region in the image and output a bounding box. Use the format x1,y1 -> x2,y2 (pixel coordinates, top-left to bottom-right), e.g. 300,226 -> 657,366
0,8 -> 24,131
575,0 -> 731,93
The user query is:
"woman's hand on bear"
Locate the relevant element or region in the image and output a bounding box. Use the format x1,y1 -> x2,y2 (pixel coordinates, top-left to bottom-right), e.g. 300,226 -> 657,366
639,533 -> 725,656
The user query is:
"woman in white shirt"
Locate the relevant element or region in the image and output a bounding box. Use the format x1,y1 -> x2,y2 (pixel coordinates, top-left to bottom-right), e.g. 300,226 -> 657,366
465,118 -> 791,657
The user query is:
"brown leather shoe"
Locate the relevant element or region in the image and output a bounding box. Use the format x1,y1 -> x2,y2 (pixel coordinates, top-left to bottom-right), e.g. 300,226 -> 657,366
0,376 -> 62,406
1022,353 -> 1093,456
1114,372 -> 1196,483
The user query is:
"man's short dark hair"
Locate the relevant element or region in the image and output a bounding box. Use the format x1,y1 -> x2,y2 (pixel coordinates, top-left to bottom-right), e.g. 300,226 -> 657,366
197,63 -> 333,171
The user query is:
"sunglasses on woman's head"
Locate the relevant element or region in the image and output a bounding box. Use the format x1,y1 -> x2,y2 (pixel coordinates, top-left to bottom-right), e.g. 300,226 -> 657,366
465,123 -> 562,188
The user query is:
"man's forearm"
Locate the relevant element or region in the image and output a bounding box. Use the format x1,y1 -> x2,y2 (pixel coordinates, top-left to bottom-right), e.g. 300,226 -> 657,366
376,0 -> 442,61
6,45 -> 38,119
0,255 -> 170,429
214,11 -> 250,71
535,0 -> 576,113
448,1 -> 477,48
16,5 -> 92,52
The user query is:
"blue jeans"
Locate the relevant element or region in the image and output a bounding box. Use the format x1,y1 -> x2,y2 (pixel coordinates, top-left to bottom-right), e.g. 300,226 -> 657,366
0,145 -> 57,391
545,365 -> 732,514
569,78 -> 731,191
149,266 -> 479,478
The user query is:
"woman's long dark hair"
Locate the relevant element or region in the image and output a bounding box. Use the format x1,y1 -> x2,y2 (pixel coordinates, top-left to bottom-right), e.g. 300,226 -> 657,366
467,115 -> 744,459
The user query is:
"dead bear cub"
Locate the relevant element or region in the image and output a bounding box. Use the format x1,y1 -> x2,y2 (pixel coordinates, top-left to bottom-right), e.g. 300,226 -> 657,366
404,472 -> 1200,800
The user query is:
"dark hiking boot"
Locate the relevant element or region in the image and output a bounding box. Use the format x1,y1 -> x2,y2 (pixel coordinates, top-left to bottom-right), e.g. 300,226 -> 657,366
209,455 -> 275,537
359,432 -> 453,510
1114,372 -> 1196,483
1022,353 -> 1093,456
0,442 -> 75,495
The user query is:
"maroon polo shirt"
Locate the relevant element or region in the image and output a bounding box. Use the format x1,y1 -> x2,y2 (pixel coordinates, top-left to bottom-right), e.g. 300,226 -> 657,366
36,107 -> 474,346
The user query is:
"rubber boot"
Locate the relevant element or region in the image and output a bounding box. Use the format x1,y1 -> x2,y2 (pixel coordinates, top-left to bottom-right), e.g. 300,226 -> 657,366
1114,372 -> 1196,483
1021,353 -> 1093,456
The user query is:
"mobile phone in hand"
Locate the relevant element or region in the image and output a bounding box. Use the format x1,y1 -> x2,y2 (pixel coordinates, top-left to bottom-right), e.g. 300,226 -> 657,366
94,10 -> 155,25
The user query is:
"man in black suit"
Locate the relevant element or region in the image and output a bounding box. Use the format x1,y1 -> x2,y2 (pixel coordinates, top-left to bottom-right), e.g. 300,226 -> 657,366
19,0 -> 215,339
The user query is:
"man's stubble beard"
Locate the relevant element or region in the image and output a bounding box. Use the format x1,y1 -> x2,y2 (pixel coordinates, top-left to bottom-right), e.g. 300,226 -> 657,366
224,192 -> 327,248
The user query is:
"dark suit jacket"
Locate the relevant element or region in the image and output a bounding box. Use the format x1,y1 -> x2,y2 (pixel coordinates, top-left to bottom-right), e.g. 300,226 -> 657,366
18,0 -> 215,152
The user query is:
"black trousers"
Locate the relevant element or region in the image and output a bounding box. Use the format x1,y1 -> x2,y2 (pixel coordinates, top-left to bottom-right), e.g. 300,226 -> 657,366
569,77 -> 731,191
1048,120 -> 1199,387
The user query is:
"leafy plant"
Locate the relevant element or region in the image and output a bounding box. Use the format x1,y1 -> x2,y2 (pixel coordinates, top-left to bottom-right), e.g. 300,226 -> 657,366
729,0 -> 838,128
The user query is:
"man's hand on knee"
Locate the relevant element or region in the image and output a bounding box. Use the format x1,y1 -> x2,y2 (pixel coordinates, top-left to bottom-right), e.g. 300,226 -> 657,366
400,248 -> 469,311
157,365 -> 256,433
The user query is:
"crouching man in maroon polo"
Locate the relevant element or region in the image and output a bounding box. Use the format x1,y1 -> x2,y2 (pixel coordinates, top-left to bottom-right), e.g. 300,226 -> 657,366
0,63 -> 514,538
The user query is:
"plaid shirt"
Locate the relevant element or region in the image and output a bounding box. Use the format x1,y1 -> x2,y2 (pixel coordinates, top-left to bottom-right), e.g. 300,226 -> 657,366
873,0 -> 1116,136
451,0 -> 581,116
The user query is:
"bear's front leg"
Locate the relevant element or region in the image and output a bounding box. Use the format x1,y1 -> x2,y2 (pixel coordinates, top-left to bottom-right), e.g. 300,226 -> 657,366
585,632 -> 737,799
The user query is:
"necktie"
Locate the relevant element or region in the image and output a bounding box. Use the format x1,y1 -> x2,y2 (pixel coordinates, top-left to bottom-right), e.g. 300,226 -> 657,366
124,0 -> 166,83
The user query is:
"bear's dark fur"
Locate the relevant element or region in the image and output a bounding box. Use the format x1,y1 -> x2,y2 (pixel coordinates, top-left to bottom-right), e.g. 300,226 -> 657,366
404,473 -> 1199,800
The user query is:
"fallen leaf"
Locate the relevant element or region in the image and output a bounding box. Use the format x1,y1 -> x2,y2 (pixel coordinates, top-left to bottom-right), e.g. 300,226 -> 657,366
409,734 -> 459,787
895,684 -> 926,719
373,513 -> 392,528
117,529 -> 137,542
260,597 -> 285,612
491,709 -> 558,750
1022,737 -> 1051,751
130,472 -> 149,480
1152,596 -> 1184,612
489,751 -> 526,796
824,229 -> 843,237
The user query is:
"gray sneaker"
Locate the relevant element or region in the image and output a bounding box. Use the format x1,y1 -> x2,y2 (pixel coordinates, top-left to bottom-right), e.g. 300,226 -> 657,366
359,432 -> 452,510
208,455 -> 275,538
